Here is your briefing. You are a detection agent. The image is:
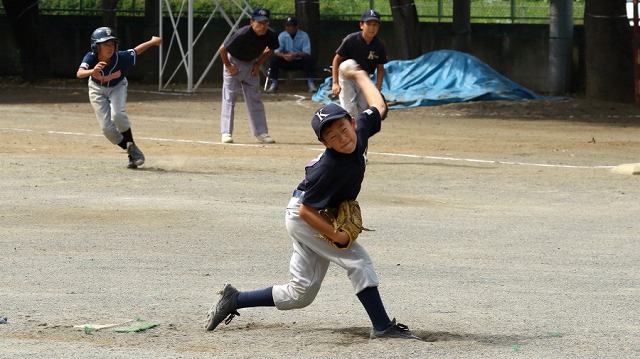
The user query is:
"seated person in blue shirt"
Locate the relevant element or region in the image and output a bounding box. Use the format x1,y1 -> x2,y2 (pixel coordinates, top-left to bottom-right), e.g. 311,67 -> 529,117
267,16 -> 317,93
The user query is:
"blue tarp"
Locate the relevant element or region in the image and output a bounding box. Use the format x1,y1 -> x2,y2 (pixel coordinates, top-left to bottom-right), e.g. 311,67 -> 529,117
311,50 -> 551,108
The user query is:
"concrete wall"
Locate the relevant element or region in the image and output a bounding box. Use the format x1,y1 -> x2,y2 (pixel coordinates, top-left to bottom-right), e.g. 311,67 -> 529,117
0,15 -> 585,94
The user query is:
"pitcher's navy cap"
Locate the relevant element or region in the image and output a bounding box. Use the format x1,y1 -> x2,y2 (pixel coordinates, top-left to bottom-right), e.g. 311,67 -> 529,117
311,103 -> 351,140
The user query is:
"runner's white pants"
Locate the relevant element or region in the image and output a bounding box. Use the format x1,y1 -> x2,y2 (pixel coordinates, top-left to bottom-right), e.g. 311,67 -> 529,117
88,78 -> 130,145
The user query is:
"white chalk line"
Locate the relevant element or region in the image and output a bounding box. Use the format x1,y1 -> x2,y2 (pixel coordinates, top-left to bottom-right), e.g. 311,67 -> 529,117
30,84 -> 218,96
1,126 -> 614,170
5,85 -> 620,169
373,151 -> 614,169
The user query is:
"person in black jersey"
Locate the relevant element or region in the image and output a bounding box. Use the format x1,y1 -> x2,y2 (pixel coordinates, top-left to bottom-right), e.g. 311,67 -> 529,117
331,9 -> 388,118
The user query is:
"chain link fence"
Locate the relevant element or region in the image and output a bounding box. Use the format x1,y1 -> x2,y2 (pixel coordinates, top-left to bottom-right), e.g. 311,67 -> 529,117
1,0 -> 586,24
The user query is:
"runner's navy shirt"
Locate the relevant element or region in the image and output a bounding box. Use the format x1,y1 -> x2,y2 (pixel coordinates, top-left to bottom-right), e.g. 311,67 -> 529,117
79,49 -> 137,87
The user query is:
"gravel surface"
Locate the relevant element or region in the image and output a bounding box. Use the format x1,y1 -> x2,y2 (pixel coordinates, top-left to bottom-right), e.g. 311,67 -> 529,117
1,80 -> 640,358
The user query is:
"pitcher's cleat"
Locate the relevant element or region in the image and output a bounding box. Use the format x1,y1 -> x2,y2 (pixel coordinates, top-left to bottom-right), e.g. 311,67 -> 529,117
370,319 -> 421,340
205,283 -> 240,331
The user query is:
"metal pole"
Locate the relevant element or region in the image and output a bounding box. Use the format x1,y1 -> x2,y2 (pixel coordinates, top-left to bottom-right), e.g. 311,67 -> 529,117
548,0 -> 572,95
158,0 -> 163,91
157,0 -> 252,92
633,0 -> 640,105
187,0 -> 193,92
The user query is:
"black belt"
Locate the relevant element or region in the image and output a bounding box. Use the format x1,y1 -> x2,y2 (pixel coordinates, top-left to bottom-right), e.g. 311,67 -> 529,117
292,189 -> 304,198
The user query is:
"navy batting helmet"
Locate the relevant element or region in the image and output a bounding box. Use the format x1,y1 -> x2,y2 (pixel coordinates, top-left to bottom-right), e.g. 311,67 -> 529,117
90,27 -> 119,53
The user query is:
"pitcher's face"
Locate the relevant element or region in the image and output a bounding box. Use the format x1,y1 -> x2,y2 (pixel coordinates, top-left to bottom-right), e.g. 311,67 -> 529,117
320,117 -> 358,154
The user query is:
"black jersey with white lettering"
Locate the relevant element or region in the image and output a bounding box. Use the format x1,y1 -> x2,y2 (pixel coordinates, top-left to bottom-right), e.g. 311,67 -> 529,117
335,32 -> 387,75
297,107 -> 382,209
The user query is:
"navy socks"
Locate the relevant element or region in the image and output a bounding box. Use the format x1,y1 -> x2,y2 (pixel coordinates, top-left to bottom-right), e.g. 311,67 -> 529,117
236,286 -> 275,309
118,128 -> 134,149
357,286 -> 391,331
235,285 -> 390,331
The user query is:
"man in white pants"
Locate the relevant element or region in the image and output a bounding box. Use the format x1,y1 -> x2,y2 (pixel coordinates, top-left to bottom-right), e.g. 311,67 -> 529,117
218,7 -> 279,144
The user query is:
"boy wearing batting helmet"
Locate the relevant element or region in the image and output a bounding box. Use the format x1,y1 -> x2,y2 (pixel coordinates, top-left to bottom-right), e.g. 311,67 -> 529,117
77,27 -> 161,169
205,65 -> 420,340
331,10 -> 388,118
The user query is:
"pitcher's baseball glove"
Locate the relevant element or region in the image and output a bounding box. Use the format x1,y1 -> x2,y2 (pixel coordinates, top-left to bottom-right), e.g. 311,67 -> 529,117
316,200 -> 373,250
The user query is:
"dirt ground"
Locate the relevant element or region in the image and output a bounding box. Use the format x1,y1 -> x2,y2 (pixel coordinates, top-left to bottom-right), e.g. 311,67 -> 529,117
1,78 -> 640,358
